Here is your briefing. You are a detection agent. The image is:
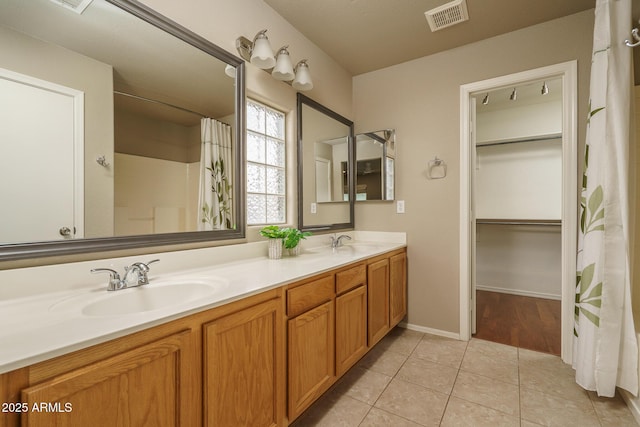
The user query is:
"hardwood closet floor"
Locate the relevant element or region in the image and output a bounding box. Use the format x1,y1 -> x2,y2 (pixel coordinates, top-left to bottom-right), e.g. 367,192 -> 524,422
473,290 -> 561,355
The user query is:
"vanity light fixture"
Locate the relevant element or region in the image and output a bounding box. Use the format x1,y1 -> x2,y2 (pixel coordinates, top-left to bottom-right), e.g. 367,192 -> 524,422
509,88 -> 517,101
249,29 -> 276,69
292,60 -> 314,91
481,93 -> 489,105
272,46 -> 295,81
541,81 -> 549,95
224,64 -> 236,78
235,30 -> 313,91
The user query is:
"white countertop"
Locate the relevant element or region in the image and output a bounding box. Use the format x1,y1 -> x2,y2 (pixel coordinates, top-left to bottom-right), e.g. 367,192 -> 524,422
0,231 -> 406,374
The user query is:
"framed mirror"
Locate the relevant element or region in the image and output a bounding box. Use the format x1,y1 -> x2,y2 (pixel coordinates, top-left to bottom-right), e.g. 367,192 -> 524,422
355,129 -> 395,201
0,0 -> 246,261
297,94 -> 354,232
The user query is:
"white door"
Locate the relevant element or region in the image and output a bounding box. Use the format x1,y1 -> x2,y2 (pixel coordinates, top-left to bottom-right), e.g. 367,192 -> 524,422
0,68 -> 84,244
315,157 -> 331,202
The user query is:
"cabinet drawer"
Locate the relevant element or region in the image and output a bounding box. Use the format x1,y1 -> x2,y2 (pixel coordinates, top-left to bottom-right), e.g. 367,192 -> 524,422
335,264 -> 366,295
287,275 -> 334,317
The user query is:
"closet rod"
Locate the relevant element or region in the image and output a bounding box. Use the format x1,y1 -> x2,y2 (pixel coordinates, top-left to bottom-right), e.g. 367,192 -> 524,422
476,219 -> 561,226
476,133 -> 562,148
114,91 -> 208,118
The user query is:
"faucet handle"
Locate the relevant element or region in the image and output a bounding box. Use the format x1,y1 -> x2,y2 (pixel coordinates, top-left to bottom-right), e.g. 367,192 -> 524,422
90,268 -> 124,291
145,259 -> 160,268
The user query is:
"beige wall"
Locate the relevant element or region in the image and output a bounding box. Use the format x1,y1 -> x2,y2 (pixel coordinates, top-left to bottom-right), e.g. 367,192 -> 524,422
352,10 -> 595,334
115,109 -> 200,163
0,26 -> 114,238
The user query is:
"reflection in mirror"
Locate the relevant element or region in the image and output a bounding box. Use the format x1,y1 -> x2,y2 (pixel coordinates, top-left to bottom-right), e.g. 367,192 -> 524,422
298,94 -> 354,232
0,0 -> 245,260
314,137 -> 349,202
354,129 -> 395,201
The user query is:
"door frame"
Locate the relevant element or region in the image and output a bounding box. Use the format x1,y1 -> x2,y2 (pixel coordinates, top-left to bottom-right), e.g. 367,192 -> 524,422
459,61 -> 578,363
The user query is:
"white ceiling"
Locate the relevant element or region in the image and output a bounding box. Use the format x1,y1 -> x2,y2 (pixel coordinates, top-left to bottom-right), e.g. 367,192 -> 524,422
263,0 -> 640,82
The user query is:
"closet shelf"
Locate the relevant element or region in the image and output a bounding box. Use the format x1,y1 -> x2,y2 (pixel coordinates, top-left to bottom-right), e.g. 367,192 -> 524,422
476,219 -> 561,226
476,133 -> 562,148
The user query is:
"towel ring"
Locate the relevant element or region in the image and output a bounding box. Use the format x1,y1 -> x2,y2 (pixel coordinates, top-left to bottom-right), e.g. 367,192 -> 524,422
427,157 -> 447,179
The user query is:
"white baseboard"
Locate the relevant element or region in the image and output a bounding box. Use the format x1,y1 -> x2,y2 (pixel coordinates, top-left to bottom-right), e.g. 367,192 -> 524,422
621,389 -> 640,426
476,285 -> 561,301
399,322 -> 462,340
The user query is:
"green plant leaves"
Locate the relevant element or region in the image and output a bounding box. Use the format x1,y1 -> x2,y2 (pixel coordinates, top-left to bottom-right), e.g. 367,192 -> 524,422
203,157 -> 233,229
574,262 -> 602,336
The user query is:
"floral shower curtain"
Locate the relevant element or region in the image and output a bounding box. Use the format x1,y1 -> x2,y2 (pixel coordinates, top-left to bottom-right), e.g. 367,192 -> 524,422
573,0 -> 637,397
198,118 -> 234,230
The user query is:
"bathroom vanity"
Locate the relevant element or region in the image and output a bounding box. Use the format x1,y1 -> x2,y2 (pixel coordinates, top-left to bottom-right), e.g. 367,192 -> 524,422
0,236 -> 406,426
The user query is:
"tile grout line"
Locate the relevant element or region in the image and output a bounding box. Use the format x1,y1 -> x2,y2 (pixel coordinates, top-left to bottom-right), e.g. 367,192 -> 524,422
437,339 -> 469,426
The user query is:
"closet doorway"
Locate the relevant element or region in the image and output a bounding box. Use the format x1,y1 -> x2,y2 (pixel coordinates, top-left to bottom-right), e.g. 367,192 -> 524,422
459,62 -> 578,363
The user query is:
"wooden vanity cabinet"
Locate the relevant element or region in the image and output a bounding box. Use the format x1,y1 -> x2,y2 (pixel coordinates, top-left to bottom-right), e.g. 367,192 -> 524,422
335,264 -> 368,376
367,258 -> 391,347
0,247 -> 406,427
2,288 -> 285,427
286,275 -> 335,421
203,294 -> 285,427
389,251 -> 408,326
21,330 -> 193,427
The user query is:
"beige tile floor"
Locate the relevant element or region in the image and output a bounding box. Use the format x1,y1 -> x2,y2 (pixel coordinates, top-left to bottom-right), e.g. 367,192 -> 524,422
291,327 -> 638,427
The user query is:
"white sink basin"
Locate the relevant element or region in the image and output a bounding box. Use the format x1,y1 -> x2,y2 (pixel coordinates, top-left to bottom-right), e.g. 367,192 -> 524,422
303,242 -> 384,258
50,280 -> 229,316
82,282 -> 219,316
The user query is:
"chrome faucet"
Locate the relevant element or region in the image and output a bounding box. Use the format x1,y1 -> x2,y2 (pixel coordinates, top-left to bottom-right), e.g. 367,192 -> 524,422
330,234 -> 352,248
126,259 -> 159,286
91,259 -> 160,291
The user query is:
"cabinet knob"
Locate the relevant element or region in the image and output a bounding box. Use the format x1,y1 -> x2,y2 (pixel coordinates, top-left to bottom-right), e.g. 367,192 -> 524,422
59,227 -> 72,236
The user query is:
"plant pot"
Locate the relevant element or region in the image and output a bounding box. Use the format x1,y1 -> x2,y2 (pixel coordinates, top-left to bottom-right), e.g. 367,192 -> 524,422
287,245 -> 301,257
268,238 -> 283,259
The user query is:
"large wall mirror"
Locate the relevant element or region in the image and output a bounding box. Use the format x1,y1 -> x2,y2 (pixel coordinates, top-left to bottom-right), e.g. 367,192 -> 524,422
355,129 -> 395,201
297,94 -> 354,232
0,0 -> 245,261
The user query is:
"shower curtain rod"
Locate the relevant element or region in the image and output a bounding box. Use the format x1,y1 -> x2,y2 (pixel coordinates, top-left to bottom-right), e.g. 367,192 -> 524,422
114,90 -> 208,118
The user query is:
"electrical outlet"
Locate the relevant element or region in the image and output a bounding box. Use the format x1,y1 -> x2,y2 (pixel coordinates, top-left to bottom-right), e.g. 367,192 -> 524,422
396,200 -> 405,214
311,202 -> 317,214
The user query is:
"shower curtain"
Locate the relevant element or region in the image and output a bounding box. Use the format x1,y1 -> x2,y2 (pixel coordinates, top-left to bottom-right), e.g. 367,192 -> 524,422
198,118 -> 234,230
573,0 -> 637,397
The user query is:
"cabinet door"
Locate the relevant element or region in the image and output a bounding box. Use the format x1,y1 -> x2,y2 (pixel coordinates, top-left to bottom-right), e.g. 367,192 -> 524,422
288,300 -> 335,421
335,285 -> 368,376
390,251 -> 408,326
21,330 -> 193,427
204,298 -> 284,427
368,258 -> 390,347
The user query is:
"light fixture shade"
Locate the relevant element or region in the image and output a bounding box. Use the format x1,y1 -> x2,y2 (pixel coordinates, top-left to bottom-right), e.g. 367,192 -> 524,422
250,30 -> 276,69
272,46 -> 295,81
292,60 -> 313,91
224,64 -> 236,78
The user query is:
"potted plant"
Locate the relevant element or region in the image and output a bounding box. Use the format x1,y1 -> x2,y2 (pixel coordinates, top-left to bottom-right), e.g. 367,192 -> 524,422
259,225 -> 286,259
282,228 -> 312,256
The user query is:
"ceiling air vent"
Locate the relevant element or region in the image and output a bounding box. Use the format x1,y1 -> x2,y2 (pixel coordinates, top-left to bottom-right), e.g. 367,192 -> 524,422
49,0 -> 94,14
425,0 -> 469,32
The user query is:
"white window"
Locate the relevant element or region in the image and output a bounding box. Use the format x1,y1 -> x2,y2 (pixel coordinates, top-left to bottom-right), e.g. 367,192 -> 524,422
246,99 -> 286,225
